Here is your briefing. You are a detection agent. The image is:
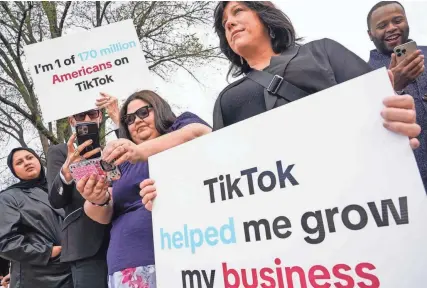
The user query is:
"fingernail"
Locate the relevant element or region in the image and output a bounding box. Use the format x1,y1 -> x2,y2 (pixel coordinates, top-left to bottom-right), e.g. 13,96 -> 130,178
383,122 -> 390,129
89,140 -> 93,144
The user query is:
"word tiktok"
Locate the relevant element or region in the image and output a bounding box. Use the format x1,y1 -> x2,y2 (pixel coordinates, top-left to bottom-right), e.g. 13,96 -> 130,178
204,160 -> 298,203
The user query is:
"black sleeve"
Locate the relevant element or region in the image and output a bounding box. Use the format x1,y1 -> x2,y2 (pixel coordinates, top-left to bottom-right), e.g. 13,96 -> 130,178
0,257 -> 9,276
0,193 -> 52,265
323,38 -> 373,84
46,145 -> 74,209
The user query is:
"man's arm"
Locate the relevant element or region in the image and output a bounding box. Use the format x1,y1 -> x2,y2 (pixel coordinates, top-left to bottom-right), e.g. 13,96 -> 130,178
46,145 -> 74,209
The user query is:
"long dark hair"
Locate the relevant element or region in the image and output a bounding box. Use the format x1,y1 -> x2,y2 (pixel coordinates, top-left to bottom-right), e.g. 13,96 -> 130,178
119,90 -> 177,142
214,1 -> 299,79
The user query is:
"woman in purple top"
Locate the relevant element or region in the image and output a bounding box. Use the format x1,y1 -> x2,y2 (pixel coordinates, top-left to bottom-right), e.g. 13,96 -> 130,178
75,90 -> 211,288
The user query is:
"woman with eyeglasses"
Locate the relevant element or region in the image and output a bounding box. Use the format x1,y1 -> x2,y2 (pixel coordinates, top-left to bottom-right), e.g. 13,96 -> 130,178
46,92 -> 120,288
0,147 -> 73,288
74,90 -> 211,287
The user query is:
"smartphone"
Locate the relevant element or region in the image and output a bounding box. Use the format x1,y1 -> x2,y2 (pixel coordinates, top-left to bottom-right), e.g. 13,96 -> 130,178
75,122 -> 101,159
393,41 -> 417,64
69,157 -> 121,182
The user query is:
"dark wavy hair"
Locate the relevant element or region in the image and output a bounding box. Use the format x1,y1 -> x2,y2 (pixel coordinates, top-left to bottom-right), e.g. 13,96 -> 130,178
214,1 -> 299,79
119,90 -> 176,142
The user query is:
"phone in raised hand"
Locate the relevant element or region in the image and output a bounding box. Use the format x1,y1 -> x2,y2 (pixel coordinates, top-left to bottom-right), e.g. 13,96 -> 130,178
393,41 -> 417,64
75,122 -> 101,159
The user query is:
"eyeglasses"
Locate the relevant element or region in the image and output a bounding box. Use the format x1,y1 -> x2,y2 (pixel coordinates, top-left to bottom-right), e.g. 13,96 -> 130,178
122,105 -> 152,126
73,110 -> 100,121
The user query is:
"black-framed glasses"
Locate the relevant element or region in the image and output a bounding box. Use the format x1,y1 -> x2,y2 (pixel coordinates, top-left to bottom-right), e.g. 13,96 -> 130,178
73,110 -> 100,121
122,105 -> 153,126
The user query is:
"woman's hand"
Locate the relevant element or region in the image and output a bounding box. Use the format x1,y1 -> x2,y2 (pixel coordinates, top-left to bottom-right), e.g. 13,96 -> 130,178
102,139 -> 143,165
1,273 -> 10,287
50,246 -> 62,258
76,174 -> 110,205
96,92 -> 120,126
62,133 -> 101,183
381,95 -> 420,149
139,179 -> 157,211
381,70 -> 421,150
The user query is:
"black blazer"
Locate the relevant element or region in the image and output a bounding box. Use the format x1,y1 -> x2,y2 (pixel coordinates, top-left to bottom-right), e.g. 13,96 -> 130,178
213,38 -> 373,130
0,187 -> 73,288
47,143 -> 109,263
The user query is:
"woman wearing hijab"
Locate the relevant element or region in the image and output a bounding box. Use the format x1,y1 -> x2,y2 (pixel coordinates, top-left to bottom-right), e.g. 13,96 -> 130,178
0,147 -> 73,288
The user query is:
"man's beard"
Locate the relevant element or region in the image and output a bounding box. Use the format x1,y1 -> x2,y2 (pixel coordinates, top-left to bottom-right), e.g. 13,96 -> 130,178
373,26 -> 410,55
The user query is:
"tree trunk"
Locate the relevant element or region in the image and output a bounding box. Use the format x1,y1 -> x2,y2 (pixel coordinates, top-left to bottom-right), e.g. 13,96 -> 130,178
38,131 -> 49,155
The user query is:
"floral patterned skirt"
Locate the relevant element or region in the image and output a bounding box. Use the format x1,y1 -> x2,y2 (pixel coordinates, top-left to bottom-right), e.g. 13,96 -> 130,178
108,265 -> 156,288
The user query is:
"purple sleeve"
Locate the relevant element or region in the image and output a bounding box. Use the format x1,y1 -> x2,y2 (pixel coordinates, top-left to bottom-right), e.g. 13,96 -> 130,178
168,112 -> 211,132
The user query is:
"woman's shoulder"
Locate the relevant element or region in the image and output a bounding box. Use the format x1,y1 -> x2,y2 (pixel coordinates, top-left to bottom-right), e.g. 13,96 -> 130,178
169,112 -> 211,132
217,77 -> 247,97
301,38 -> 350,54
0,188 -> 21,205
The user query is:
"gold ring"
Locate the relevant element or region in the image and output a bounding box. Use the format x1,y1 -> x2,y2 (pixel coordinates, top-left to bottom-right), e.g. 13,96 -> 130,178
73,150 -> 80,157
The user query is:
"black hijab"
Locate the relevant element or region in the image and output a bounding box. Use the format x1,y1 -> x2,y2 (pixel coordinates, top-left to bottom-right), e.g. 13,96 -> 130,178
5,147 -> 47,192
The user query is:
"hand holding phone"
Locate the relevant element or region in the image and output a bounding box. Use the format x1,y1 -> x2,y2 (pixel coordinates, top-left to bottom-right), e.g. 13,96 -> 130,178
390,41 -> 425,90
61,133 -> 102,183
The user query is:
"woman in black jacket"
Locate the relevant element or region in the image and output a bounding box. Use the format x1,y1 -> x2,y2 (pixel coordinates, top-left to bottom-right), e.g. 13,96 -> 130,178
0,147 -> 73,288
212,1 -> 421,148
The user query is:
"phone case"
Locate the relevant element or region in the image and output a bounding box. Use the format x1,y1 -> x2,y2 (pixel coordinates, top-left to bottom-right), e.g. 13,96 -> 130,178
75,122 -> 101,159
69,157 -> 121,182
394,41 -> 417,63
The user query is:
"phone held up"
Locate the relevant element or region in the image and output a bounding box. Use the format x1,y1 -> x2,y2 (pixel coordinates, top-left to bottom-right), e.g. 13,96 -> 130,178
393,41 -> 417,64
75,122 -> 101,159
73,121 -> 122,183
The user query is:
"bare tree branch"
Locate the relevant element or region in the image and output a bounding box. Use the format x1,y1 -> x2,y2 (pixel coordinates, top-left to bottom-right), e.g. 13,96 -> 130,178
16,2 -> 33,69
59,1 -> 72,35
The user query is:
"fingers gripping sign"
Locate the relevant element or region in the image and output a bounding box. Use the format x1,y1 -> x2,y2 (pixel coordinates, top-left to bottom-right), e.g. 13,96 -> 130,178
140,179 -> 157,211
381,70 -> 421,150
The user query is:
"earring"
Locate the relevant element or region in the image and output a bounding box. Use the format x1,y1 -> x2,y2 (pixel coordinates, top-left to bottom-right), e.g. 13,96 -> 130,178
240,56 -> 244,65
269,27 -> 276,39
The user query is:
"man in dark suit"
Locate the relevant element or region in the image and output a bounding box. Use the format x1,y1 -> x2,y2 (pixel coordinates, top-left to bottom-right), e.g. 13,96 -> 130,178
47,93 -> 119,288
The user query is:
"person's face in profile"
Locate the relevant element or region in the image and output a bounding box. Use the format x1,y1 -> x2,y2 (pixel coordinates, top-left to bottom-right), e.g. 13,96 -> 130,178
369,4 -> 409,54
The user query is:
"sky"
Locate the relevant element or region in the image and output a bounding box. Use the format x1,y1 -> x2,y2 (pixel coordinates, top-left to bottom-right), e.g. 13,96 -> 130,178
1,0 -> 427,184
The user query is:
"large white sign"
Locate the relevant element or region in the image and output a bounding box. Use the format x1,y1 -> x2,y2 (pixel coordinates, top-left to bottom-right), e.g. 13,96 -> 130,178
24,19 -> 152,122
149,68 -> 427,288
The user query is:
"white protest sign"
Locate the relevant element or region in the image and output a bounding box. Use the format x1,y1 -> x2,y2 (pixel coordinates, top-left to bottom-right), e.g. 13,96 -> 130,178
24,19 -> 152,123
149,68 -> 427,288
